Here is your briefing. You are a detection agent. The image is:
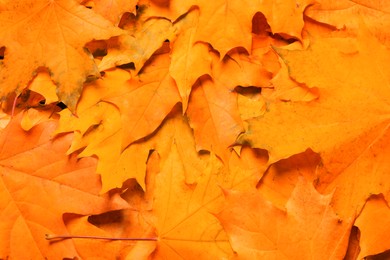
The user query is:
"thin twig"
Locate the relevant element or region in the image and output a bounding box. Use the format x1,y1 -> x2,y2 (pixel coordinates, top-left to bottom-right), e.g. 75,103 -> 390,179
45,234 -> 158,241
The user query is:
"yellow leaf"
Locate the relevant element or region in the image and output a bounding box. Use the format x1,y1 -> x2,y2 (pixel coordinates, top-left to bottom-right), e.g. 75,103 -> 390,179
0,0 -> 123,110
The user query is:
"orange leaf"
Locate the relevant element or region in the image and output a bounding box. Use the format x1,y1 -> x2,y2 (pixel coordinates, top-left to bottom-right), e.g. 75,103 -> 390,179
0,112 -> 127,259
257,150 -> 321,210
149,147 -> 233,259
194,0 -> 257,57
137,0 -> 194,22
99,14 -> 174,73
91,0 -> 137,24
56,55 -> 180,192
217,177 -> 351,259
306,0 -> 390,47
104,47 -> 181,149
212,48 -> 275,90
187,75 -> 244,162
0,0 -> 123,110
355,195 -> 390,259
239,28 -> 390,218
169,9 -> 212,111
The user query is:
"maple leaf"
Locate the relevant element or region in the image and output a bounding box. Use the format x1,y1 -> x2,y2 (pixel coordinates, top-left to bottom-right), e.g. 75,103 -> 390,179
123,108 -> 208,187
212,48 -> 275,91
56,47 -> 180,192
193,0 -> 314,57
187,75 -> 244,162
0,112 -> 127,259
137,0 -> 195,22
256,150 -> 321,210
306,0 -> 390,47
64,180 -> 156,259
239,27 -> 390,218
355,195 -> 390,259
148,145 -> 268,258
87,143 -> 267,259
194,0 -> 257,57
0,0 -> 123,110
98,9 -> 175,73
90,0 -> 137,24
169,9 -> 212,111
104,45 -> 180,149
217,177 -> 352,259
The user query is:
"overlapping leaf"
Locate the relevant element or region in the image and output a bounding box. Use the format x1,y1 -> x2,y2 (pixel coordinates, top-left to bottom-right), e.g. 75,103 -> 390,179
187,75 -> 244,162
0,0 -> 123,110
217,178 -> 351,259
56,47 -> 180,192
306,0 -> 390,47
239,27 -> 390,218
0,113 -> 127,259
2,0 -> 390,258
355,195 -> 390,259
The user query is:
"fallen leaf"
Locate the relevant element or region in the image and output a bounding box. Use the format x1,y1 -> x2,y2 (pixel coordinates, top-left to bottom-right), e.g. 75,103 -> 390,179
257,149 -> 321,210
137,0 -> 195,22
99,11 -> 174,73
0,0 -> 123,110
212,48 -> 274,90
0,112 -> 127,259
169,9 -> 212,111
217,177 -> 351,259
355,195 -> 390,259
91,0 -> 137,24
149,147 -> 233,259
187,75 -> 244,162
56,54 -> 180,192
194,0 -> 257,57
306,0 -> 390,47
104,46 -> 181,149
239,27 -> 390,218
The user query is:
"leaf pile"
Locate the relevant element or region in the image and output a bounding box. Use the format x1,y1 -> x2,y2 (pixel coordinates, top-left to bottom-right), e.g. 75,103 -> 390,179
1,0 -> 390,259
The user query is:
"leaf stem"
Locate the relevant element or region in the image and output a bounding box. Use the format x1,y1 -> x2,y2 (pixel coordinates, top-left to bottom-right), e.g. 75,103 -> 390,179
45,234 -> 158,241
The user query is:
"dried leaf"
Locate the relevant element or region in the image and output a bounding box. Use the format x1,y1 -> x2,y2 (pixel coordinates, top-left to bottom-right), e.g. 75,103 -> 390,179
0,0 -> 123,110
0,113 -> 127,259
217,177 -> 351,259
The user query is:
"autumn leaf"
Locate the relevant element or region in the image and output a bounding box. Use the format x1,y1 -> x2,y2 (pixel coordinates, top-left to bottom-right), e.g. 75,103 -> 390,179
104,45 -> 180,149
148,147 -> 231,259
187,75 -> 244,162
98,9 -> 174,73
194,0 -> 256,57
2,0 -> 390,258
355,195 -> 390,259
0,112 -> 127,259
239,27 -> 390,218
169,9 -> 212,111
256,150 -> 321,210
217,177 -> 352,259
0,0 -> 123,110
194,0 -> 313,57
306,0 -> 390,47
212,48 -> 275,91
56,48 -> 180,192
65,181 -> 156,259
90,0 -> 138,24
137,0 -> 195,22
